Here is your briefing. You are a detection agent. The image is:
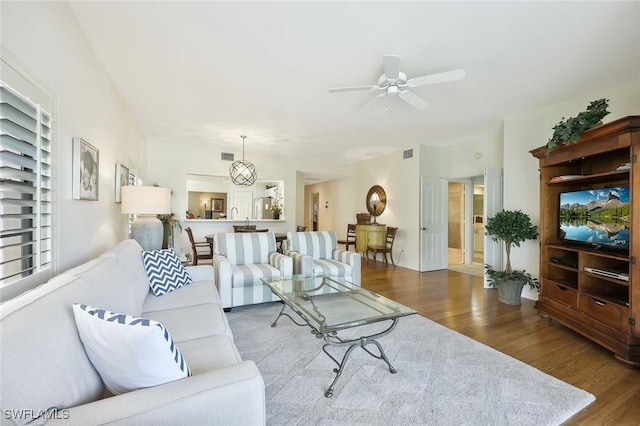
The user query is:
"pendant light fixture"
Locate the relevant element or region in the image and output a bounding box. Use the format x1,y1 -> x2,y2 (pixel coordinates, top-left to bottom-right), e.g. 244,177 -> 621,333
229,135 -> 257,186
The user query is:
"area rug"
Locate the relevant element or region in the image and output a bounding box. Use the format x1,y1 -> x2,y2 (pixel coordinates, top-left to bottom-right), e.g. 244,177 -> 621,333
226,303 -> 594,426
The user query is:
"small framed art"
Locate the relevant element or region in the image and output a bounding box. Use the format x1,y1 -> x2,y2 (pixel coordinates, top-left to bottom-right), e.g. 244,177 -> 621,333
212,198 -> 224,212
72,137 -> 99,201
115,163 -> 129,203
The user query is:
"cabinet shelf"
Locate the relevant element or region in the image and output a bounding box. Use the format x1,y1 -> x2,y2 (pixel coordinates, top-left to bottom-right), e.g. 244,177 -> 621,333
548,262 -> 578,273
582,271 -> 629,287
548,169 -> 629,185
547,243 -> 629,262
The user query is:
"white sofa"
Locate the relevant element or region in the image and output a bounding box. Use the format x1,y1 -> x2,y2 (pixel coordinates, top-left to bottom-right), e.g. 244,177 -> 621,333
0,240 -> 265,425
213,231 -> 292,309
286,231 -> 361,285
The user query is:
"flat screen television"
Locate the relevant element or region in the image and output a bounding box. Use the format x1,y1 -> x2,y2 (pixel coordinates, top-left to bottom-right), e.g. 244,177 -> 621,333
559,186 -> 630,252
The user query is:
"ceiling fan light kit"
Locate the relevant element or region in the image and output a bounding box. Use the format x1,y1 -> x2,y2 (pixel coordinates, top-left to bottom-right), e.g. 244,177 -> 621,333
229,135 -> 257,186
329,54 -> 465,111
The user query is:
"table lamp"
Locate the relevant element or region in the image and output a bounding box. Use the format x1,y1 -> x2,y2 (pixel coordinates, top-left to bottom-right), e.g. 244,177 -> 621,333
121,186 -> 171,250
370,192 -> 381,224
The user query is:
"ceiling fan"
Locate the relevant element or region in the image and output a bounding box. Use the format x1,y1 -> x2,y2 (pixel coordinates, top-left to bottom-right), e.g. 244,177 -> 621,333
329,55 -> 466,111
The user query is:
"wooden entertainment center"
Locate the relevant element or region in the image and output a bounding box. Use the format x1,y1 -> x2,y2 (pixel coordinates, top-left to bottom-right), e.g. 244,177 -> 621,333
530,116 -> 640,366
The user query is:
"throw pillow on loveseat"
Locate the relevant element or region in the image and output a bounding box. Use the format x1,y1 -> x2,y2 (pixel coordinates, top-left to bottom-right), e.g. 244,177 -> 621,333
72,303 -> 190,394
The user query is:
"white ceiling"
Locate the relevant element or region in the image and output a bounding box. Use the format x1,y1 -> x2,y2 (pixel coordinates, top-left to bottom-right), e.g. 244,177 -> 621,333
68,1 -> 640,165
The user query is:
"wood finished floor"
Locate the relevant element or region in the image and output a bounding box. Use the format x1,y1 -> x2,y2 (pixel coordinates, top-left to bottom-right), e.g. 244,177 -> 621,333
360,261 -> 640,425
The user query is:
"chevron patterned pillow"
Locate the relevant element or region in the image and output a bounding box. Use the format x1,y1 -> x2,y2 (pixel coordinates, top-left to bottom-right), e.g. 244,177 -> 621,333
72,304 -> 191,395
142,248 -> 192,296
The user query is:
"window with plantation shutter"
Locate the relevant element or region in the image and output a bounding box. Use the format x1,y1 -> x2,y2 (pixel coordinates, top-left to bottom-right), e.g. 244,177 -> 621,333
0,82 -> 53,287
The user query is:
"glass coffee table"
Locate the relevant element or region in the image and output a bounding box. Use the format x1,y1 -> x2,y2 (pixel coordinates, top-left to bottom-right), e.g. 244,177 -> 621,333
262,274 -> 417,397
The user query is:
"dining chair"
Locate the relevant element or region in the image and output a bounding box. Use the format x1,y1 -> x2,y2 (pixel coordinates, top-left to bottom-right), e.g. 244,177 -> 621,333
367,226 -> 398,268
337,224 -> 357,251
185,227 -> 213,265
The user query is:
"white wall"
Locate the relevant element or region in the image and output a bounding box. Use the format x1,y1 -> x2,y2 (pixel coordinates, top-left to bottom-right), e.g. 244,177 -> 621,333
442,132 -> 503,180
305,176 -> 355,235
1,2 -> 147,282
504,79 -> 640,300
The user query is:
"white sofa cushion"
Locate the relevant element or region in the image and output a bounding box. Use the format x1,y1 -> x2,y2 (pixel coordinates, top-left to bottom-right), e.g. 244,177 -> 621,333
142,279 -> 219,313
72,304 -> 190,395
107,239 -> 154,310
177,335 -> 243,374
142,248 -> 192,296
143,303 -> 233,342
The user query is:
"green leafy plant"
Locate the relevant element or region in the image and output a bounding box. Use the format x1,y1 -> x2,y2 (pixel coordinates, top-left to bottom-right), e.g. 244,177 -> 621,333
269,185 -> 283,217
546,98 -> 610,155
157,213 -> 182,249
484,210 -> 539,290
271,202 -> 282,216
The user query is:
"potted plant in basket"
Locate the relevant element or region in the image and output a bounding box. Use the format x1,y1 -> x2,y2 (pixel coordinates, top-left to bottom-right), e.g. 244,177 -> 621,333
484,209 -> 539,305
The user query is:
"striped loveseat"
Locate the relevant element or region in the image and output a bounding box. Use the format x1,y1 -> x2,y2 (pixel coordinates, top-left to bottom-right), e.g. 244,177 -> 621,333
286,231 -> 361,285
213,232 -> 292,309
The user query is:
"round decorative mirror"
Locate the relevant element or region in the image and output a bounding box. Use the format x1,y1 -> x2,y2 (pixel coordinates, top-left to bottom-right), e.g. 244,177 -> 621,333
366,185 -> 387,221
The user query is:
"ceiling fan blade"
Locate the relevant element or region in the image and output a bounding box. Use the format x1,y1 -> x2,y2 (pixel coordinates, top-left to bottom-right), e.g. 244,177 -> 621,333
363,92 -> 387,111
329,85 -> 379,93
398,90 -> 429,110
383,55 -> 400,81
406,69 -> 466,88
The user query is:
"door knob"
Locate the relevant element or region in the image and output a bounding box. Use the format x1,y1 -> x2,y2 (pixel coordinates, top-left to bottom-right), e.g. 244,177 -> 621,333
421,227 -> 428,231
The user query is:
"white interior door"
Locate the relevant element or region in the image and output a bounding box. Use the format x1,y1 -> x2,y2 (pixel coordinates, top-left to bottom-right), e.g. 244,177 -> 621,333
420,177 -> 448,271
483,168 -> 503,288
231,191 -> 254,220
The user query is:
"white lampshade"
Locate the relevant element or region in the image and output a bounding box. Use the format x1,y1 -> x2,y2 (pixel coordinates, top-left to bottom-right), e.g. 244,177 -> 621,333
370,192 -> 380,207
121,186 -> 171,215
121,186 -> 171,250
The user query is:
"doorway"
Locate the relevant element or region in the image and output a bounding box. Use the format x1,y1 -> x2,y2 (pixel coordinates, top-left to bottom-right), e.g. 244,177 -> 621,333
447,176 -> 484,277
311,193 -> 319,231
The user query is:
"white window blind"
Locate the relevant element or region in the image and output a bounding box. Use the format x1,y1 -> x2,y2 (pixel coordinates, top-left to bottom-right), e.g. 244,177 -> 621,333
0,82 -> 52,286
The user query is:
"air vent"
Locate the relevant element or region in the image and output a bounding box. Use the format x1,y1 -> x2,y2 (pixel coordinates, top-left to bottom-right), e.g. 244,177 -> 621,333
403,149 -> 413,159
221,152 -> 234,161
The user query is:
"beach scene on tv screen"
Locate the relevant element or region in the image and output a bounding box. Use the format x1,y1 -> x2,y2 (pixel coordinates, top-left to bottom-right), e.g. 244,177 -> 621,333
559,186 -> 630,249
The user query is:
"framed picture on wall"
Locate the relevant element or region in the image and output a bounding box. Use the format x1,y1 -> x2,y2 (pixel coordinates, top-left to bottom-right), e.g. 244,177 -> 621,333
212,198 -> 224,212
72,137 -> 99,201
115,163 -> 129,203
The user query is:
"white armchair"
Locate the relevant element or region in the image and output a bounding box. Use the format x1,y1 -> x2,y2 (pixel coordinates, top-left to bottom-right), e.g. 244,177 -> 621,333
286,231 -> 361,285
213,231 -> 292,309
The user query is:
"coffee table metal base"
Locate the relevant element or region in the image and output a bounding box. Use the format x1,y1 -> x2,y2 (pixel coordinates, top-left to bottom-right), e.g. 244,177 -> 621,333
270,303 -> 398,398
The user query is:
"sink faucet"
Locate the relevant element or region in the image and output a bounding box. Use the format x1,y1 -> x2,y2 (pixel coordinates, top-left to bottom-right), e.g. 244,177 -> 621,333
231,207 -> 238,219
